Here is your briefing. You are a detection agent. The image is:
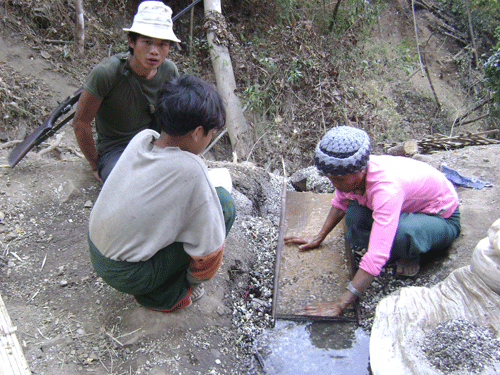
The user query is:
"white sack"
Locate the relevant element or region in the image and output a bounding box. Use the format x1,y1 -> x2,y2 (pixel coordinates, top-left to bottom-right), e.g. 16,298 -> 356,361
370,267 -> 500,375
470,218 -> 500,294
470,238 -> 500,294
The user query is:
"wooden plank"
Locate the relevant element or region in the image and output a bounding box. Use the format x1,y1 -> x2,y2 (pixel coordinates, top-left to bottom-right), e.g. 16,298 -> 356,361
0,294 -> 31,375
273,191 -> 357,321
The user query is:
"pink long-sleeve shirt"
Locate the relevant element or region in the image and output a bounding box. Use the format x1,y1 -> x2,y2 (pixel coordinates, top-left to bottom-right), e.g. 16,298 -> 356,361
332,155 -> 459,276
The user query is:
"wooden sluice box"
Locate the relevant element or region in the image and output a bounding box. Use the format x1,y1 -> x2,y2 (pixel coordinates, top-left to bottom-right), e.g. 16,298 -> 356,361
272,191 -> 359,322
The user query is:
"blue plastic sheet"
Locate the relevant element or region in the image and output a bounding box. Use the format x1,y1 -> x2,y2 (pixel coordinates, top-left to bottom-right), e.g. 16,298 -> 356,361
441,164 -> 493,189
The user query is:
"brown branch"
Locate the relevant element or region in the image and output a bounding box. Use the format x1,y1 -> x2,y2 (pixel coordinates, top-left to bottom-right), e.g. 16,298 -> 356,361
422,53 -> 441,114
460,113 -> 491,126
411,0 -> 426,76
329,0 -> 343,31
465,0 -> 479,67
455,98 -> 493,124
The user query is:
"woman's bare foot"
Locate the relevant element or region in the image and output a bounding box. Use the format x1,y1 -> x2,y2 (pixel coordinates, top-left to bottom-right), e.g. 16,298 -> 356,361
396,257 -> 420,277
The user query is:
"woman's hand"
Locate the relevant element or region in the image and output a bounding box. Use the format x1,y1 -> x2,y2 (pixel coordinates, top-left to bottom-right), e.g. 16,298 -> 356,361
284,206 -> 345,252
296,270 -> 375,317
284,235 -> 324,251
296,290 -> 355,317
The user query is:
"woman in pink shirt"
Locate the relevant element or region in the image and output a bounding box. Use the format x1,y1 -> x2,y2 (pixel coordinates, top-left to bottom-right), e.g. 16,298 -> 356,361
284,126 -> 461,317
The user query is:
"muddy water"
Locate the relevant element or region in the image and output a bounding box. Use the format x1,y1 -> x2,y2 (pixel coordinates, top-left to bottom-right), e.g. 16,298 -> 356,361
255,320 -> 370,374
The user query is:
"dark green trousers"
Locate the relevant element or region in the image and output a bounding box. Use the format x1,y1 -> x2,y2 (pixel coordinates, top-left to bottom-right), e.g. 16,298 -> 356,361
88,187 -> 236,311
344,200 -> 461,261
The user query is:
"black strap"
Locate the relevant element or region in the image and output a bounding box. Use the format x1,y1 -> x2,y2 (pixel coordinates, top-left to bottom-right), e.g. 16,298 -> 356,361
114,53 -> 158,131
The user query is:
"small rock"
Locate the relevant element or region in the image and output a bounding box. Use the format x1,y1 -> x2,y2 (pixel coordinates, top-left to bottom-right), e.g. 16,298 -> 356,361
84,200 -> 93,208
4,233 -> 17,242
40,50 -> 51,59
15,120 -> 27,141
56,266 -> 64,276
59,280 -> 68,287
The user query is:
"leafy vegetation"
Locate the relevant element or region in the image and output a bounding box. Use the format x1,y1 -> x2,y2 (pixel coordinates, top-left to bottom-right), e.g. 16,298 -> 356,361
485,45 -> 500,116
437,0 -> 500,53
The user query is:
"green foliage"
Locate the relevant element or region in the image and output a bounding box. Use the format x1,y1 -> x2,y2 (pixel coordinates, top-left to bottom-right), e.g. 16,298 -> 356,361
241,84 -> 274,113
287,58 -> 313,84
258,57 -> 278,74
274,0 -> 300,25
192,37 -> 210,51
495,25 -> 500,49
437,0 -> 500,53
395,38 -> 419,75
327,0 -> 384,36
361,37 -> 419,76
484,45 -> 500,115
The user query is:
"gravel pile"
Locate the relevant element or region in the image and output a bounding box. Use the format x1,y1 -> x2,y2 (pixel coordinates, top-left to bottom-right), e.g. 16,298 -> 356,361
423,319 -> 500,374
230,216 -> 277,355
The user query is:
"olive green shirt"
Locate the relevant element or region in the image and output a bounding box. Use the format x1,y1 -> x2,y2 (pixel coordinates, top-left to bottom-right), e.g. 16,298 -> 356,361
84,53 -> 179,155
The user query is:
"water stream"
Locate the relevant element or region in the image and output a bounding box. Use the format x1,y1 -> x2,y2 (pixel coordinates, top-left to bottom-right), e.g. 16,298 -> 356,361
254,320 -> 370,374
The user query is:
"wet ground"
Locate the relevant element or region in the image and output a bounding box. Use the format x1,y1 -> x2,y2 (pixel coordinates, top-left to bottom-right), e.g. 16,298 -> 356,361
255,320 -> 370,374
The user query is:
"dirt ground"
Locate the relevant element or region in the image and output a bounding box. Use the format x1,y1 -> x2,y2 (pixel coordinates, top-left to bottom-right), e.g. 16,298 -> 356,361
1,0 -> 499,374
2,124 -> 500,375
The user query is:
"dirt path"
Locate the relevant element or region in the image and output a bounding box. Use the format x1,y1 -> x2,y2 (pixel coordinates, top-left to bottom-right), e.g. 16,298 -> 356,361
0,34 -> 80,105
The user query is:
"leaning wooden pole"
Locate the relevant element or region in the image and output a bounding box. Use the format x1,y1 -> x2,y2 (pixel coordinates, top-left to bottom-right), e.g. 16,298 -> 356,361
204,0 -> 253,161
465,0 -> 479,67
74,0 -> 84,55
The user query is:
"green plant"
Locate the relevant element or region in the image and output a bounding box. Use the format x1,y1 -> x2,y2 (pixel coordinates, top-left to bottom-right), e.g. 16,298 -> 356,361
258,57 -> 277,74
275,0 -> 299,25
437,0 -> 500,53
484,46 -> 500,115
326,0 -> 384,36
287,58 -> 313,84
495,25 -> 500,49
241,84 -> 268,112
192,37 -> 209,51
395,38 -> 419,75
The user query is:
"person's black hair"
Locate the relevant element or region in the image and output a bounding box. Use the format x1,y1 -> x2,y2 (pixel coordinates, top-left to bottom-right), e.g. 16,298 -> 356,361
155,74 -> 226,136
127,32 -> 139,55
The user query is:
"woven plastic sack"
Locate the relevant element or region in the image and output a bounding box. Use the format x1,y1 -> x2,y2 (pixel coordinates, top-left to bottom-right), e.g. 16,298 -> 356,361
370,219 -> 500,375
470,219 -> 500,294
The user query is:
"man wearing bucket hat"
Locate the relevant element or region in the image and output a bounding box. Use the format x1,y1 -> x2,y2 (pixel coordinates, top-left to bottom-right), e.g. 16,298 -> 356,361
73,1 -> 181,182
284,126 -> 461,317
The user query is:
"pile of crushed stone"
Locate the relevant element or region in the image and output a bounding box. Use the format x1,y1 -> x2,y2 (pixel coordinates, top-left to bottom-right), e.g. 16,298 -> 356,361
423,319 -> 500,374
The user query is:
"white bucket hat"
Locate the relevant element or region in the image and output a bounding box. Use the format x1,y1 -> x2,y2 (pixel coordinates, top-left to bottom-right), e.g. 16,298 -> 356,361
123,1 -> 181,43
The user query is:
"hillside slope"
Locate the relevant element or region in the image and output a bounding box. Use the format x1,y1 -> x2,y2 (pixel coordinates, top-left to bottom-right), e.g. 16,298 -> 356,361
1,0 -> 499,374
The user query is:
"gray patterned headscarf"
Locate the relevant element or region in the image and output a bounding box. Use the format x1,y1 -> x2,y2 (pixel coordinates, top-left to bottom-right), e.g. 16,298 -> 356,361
314,126 -> 370,176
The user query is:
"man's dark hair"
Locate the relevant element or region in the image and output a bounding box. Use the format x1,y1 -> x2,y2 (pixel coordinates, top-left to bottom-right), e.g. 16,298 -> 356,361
127,32 -> 139,55
156,74 -> 226,136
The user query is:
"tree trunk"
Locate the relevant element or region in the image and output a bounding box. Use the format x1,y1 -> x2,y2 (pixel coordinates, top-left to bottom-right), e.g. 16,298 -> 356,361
465,0 -> 479,67
75,0 -> 84,55
204,0 -> 253,161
